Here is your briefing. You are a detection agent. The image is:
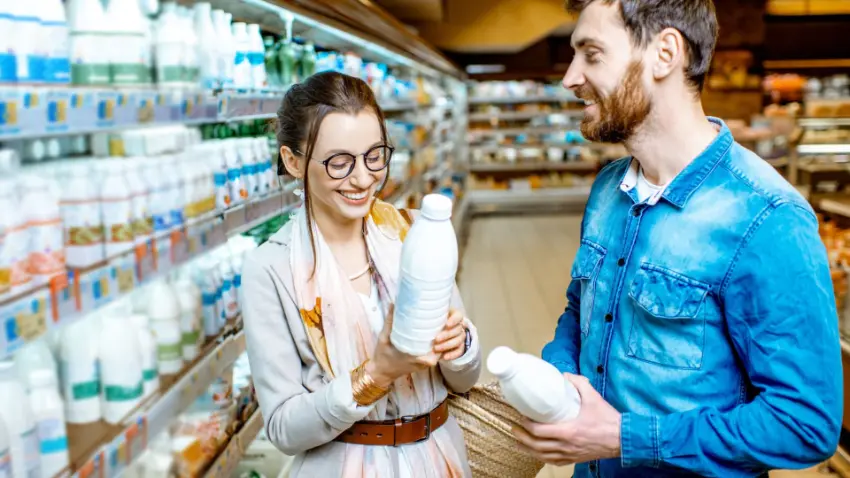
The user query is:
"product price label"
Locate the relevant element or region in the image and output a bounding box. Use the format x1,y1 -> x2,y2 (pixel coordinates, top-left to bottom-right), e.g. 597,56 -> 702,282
1,292 -> 49,355
95,91 -> 118,128
65,89 -> 97,133
114,262 -> 136,294
0,88 -> 20,137
49,272 -> 75,323
45,89 -> 70,133
77,451 -> 104,478
84,266 -> 113,311
112,92 -> 137,127
135,241 -> 156,281
171,229 -> 190,265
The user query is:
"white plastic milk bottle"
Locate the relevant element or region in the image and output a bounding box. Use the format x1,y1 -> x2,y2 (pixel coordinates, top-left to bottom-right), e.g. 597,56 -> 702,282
487,346 -> 581,423
391,194 -> 458,356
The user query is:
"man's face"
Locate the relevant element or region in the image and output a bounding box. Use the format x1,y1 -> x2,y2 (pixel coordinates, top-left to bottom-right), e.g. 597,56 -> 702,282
563,1 -> 651,144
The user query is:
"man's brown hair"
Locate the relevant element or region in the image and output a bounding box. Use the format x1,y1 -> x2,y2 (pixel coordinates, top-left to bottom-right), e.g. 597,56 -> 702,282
567,0 -> 718,90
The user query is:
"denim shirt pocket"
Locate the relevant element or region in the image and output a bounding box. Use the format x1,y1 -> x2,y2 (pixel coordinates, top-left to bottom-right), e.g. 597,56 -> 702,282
571,240 -> 607,338
627,263 -> 710,370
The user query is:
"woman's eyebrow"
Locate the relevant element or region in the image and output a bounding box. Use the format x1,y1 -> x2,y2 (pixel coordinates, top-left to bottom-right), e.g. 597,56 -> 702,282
321,141 -> 384,156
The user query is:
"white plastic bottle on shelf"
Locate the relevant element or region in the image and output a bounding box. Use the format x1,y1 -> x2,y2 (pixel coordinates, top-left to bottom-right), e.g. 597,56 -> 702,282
487,346 -> 581,423
247,24 -> 266,89
0,414 -> 11,478
144,160 -> 169,237
27,370 -> 69,478
195,262 -> 220,339
218,257 -> 238,321
100,160 -> 135,257
105,0 -> 150,85
238,139 -> 258,198
159,156 -> 185,230
98,306 -> 144,424
60,161 -> 105,268
126,159 -> 152,246
0,0 -> 17,83
59,319 -> 101,424
231,22 -> 251,89
13,340 -> 57,392
128,312 -> 159,399
391,194 -> 458,356
176,154 -> 196,220
179,6 -> 198,87
174,279 -> 202,361
11,1 -> 46,83
193,2 -> 216,89
66,0 -> 110,85
211,9 -> 233,87
224,141 -> 246,205
0,178 -> 29,297
146,281 -> 184,375
154,2 -> 182,86
20,175 -> 65,286
209,144 -> 230,210
42,0 -> 70,84
0,361 -> 40,478
209,261 -> 226,330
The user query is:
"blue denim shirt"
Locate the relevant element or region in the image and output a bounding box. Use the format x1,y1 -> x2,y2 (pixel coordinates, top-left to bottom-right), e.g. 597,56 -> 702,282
542,118 -> 843,478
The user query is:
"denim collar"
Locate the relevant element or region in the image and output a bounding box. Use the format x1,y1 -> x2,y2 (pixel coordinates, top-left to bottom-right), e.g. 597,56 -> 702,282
618,117 -> 733,209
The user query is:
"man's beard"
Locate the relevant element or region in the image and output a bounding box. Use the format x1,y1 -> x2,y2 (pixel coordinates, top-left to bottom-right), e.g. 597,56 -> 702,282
576,61 -> 651,144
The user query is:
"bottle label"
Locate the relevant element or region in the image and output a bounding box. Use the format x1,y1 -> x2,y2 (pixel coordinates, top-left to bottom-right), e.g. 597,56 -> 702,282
155,41 -> 183,84
248,52 -> 264,66
44,21 -> 70,83
37,418 -> 69,454
227,167 -> 241,181
182,330 -> 200,347
61,359 -> 101,400
0,449 -> 11,478
63,199 -> 106,247
0,52 -> 16,82
104,382 -> 143,401
169,209 -> 184,228
157,342 -> 182,362
101,198 -> 134,244
157,65 -> 182,84
70,33 -> 111,85
21,428 -> 40,477
109,33 -> 147,85
143,368 -> 157,381
28,219 -> 65,276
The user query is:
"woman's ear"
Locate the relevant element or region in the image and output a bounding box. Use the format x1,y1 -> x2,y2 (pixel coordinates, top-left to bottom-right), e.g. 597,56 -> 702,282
280,145 -> 304,179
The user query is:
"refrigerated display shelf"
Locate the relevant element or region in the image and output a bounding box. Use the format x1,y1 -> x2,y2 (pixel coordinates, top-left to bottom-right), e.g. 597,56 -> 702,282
0,188 -> 295,360
467,186 -> 591,214
468,142 -> 614,153
203,408 -> 265,478
468,110 -> 583,121
798,118 -> 850,128
0,86 -> 431,141
469,161 -> 597,174
469,126 -> 569,137
468,95 -> 577,105
821,198 -> 850,218
74,330 -> 247,478
798,144 -> 850,155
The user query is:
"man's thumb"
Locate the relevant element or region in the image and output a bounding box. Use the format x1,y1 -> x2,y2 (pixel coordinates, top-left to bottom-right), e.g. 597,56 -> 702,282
564,372 -> 593,397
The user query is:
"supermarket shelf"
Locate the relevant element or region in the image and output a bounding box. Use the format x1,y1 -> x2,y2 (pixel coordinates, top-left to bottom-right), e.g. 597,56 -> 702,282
798,118 -> 850,128
797,161 -> 850,173
468,186 -> 591,214
0,86 -> 425,140
381,100 -> 419,113
468,110 -> 583,121
204,409 -> 265,478
0,189 -> 295,360
797,144 -> 850,155
75,331 -> 248,478
469,161 -> 597,174
821,199 -> 850,218
469,142 -> 616,153
468,95 -> 577,105
469,126 -> 569,136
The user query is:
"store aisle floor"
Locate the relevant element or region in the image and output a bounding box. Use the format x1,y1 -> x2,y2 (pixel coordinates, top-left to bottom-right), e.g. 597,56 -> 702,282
457,214 -> 834,478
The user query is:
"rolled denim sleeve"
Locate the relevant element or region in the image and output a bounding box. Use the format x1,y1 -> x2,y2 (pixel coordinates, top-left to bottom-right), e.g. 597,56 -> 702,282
542,278 -> 582,374
621,203 -> 843,475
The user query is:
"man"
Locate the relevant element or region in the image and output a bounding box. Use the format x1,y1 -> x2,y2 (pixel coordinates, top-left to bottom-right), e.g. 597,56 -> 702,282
513,0 -> 843,477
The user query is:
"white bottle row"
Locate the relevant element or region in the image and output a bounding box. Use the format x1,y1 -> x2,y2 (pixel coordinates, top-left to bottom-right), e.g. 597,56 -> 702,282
0,126 -> 279,299
0,235 -> 255,478
0,0 -> 271,90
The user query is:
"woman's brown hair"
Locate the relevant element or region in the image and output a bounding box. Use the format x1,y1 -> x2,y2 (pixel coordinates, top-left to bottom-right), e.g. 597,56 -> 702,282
275,71 -> 391,274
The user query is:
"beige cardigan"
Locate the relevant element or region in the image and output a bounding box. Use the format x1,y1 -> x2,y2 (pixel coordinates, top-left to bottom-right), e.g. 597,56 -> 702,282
241,221 -> 482,477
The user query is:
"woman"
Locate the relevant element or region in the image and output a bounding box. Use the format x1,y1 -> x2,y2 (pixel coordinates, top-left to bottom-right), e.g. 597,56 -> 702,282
241,71 -> 482,477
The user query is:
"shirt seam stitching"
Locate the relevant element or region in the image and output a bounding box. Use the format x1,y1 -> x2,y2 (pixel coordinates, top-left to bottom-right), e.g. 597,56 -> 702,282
719,201 -> 786,298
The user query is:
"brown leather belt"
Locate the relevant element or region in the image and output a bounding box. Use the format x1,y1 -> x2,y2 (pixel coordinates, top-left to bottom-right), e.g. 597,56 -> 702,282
335,400 -> 449,446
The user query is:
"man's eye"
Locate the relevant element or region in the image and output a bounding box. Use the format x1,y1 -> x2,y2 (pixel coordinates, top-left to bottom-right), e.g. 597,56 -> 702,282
586,52 -> 600,63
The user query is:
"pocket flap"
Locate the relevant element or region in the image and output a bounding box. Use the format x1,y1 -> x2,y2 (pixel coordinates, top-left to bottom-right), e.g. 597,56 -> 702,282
628,264 -> 709,319
571,241 -> 606,280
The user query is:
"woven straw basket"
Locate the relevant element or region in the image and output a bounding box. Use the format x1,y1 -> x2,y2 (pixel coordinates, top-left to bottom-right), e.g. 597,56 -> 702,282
448,381 -> 545,478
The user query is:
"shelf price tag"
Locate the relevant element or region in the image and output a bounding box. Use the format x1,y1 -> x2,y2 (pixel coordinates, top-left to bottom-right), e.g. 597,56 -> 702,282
77,450 -> 104,478
171,228 -> 191,265
46,89 -> 70,134
115,258 -> 136,295
1,291 -> 49,356
137,91 -> 155,124
113,91 -> 137,127
95,91 -> 118,128
48,272 -> 74,323
135,241 -> 156,281
66,89 -> 97,133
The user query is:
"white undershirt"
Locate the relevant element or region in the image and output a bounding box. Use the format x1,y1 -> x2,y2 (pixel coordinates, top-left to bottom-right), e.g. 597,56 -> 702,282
636,166 -> 666,203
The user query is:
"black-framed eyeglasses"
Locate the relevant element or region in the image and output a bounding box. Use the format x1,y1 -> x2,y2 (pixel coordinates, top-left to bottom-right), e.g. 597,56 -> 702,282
295,144 -> 394,180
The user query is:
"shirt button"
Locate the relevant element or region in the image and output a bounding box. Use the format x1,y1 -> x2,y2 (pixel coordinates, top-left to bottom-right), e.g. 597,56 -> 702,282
589,463 -> 597,472
617,258 -> 625,267
605,313 -> 613,322
597,365 -> 604,373
632,208 -> 640,216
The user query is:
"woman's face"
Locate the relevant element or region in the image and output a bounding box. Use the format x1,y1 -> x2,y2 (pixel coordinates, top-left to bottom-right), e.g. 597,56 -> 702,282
304,110 -> 388,223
